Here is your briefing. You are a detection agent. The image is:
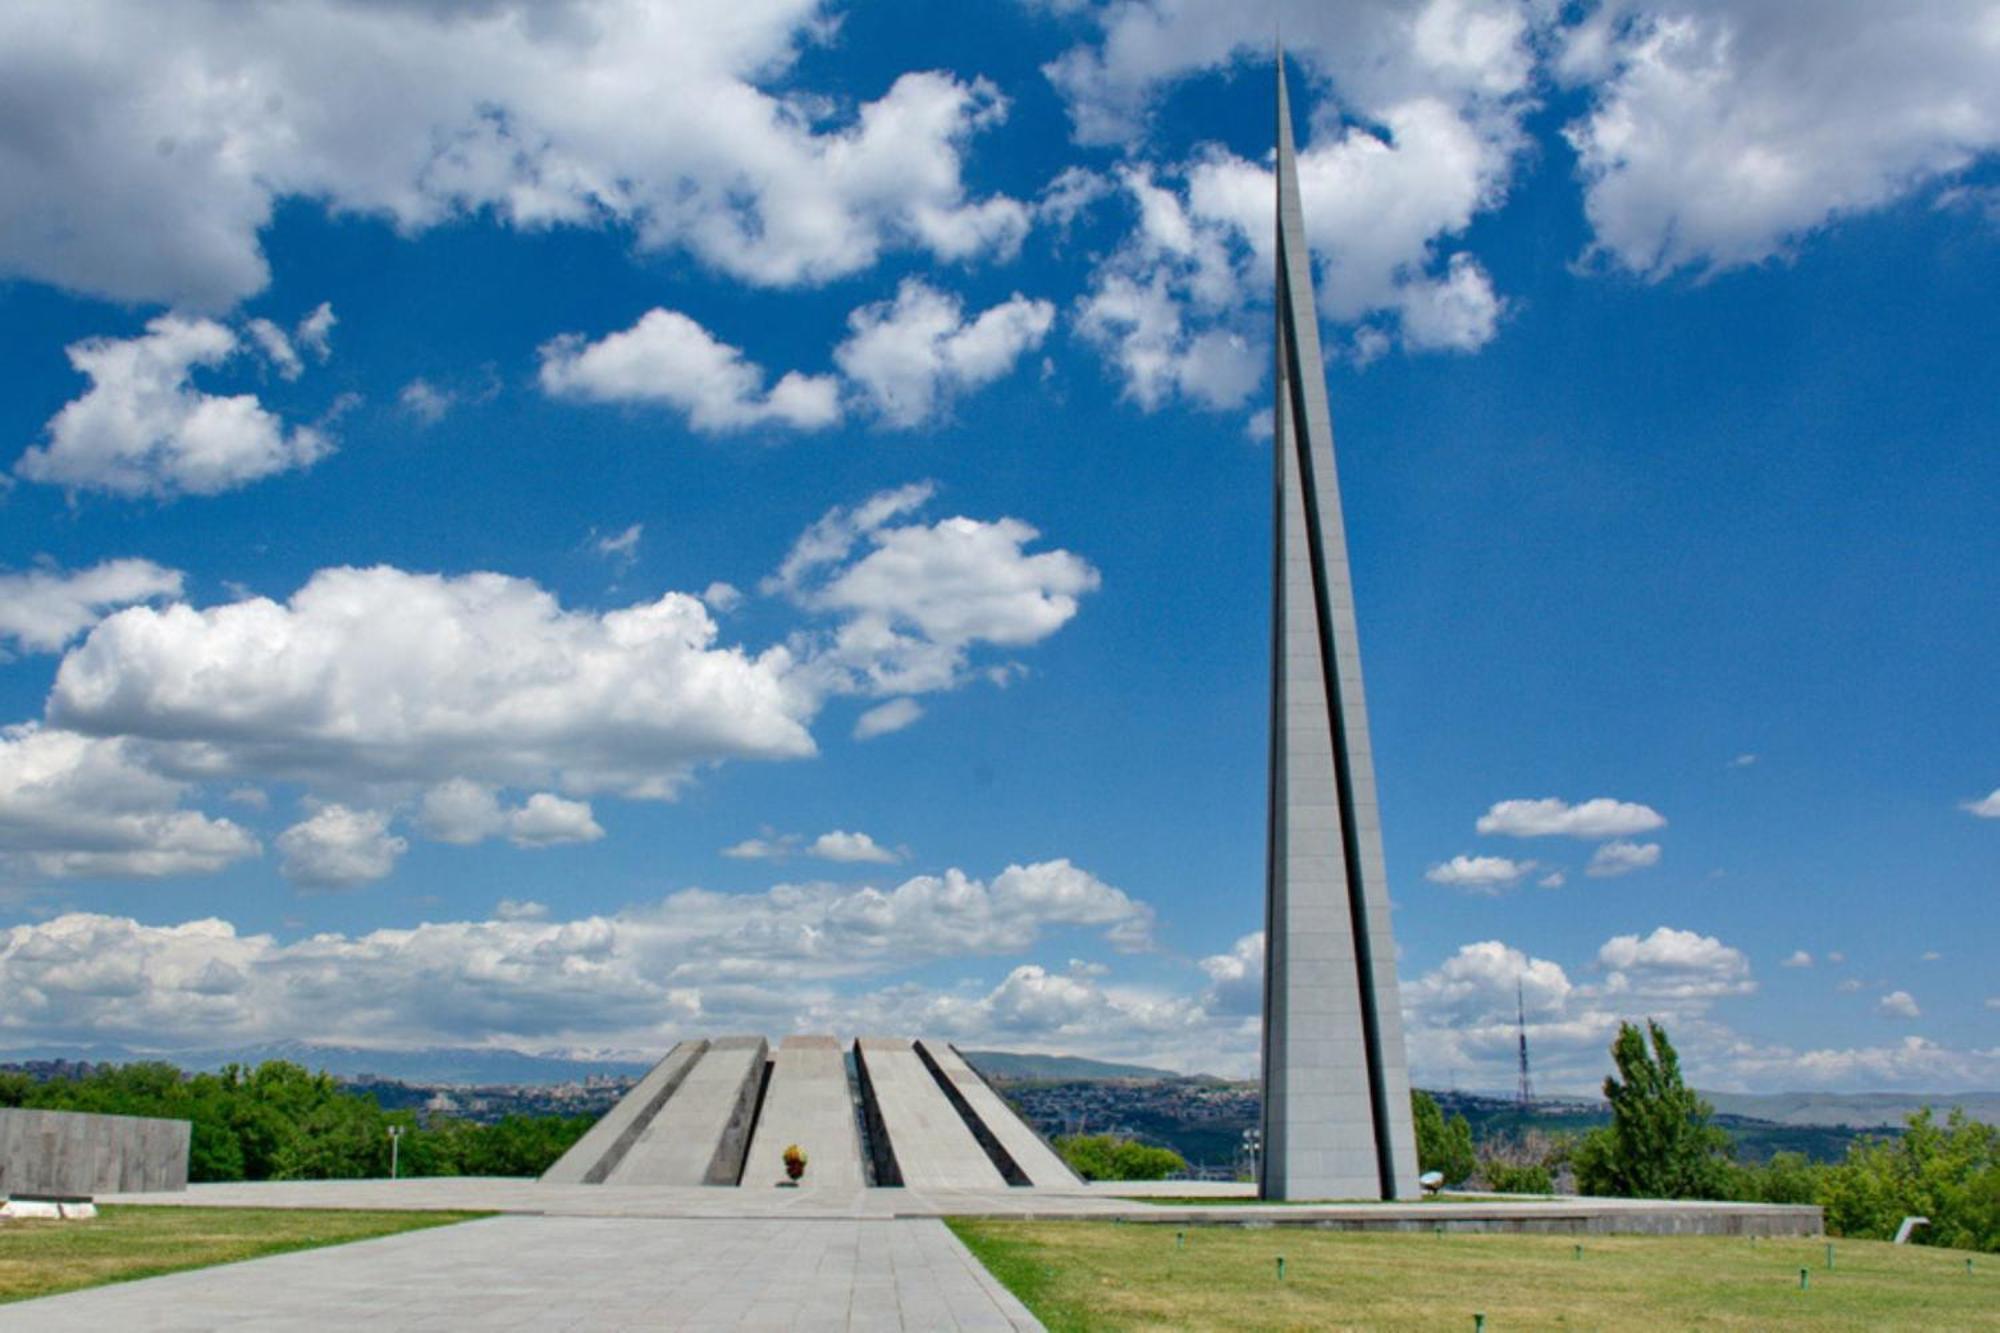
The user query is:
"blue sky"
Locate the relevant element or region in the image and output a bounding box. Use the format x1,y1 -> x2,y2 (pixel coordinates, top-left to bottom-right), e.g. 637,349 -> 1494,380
0,0 -> 1994,1092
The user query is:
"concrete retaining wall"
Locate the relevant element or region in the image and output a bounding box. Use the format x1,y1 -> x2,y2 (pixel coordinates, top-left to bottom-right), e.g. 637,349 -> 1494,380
0,1108 -> 190,1198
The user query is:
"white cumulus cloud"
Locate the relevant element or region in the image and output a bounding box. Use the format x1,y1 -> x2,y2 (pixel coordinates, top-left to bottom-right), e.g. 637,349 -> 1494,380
50,565 -> 816,800
0,723 -> 258,882
1877,990 -> 1921,1020
1424,853 -> 1535,892
0,560 -> 184,655
0,855 -> 1158,1049
773,485 -> 1101,697
539,309 -> 840,432
1586,840 -> 1663,878
1198,931 -> 1265,1017
15,315 -> 333,499
275,805 -> 406,889
1477,797 -> 1667,839
418,780 -> 604,850
1404,939 -> 1575,1028
835,279 -> 1055,427
808,830 -> 899,864
1596,926 -> 1752,1002
1560,1 -> 2000,279
0,3 -> 1028,307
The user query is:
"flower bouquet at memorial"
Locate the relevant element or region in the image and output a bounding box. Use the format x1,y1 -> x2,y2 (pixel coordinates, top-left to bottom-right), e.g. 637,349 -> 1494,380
783,1143 -> 808,1183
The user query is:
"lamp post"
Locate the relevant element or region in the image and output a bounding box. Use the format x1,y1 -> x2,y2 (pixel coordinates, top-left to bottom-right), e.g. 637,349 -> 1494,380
1242,1126 -> 1261,1182
388,1124 -> 404,1180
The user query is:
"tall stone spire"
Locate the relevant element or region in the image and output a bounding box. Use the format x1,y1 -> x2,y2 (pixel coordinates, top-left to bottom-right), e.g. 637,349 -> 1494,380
1261,55 -> 1420,1202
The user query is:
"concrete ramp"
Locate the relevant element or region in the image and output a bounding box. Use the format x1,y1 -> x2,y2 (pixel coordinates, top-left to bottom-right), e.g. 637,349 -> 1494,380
602,1036 -> 769,1186
919,1041 -> 1081,1187
540,1040 -> 706,1184
738,1036 -> 865,1190
854,1037 -> 1005,1190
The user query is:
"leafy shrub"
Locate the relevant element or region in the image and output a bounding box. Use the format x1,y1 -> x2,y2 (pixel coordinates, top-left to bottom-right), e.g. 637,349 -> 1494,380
1724,1151 -> 1823,1205
1482,1161 -> 1554,1194
1819,1109 -> 1998,1252
1055,1134 -> 1187,1181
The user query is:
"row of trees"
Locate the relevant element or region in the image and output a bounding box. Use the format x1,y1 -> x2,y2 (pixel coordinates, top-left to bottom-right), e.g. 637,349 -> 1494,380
1412,1021 -> 1998,1252
0,1061 -> 591,1181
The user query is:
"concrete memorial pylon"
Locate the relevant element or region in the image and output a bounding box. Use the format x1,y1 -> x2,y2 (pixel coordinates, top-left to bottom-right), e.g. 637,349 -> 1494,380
1261,55 -> 1422,1202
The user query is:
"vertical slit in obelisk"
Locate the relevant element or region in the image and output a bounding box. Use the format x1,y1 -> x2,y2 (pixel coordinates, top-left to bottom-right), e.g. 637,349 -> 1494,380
1260,292 -> 1289,1201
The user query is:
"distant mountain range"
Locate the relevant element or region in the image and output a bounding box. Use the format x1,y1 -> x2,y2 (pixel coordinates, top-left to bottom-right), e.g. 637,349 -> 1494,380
1704,1090 -> 2000,1128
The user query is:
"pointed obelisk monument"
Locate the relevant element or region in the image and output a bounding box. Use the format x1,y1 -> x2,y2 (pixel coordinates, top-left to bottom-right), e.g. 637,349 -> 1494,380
1261,57 -> 1421,1202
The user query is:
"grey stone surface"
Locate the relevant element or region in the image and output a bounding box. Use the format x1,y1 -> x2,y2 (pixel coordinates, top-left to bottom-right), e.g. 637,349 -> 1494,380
1262,57 -> 1422,1203
855,1037 -> 1005,1190
0,1107 -> 188,1198
918,1042 -> 1080,1188
539,1038 -> 705,1183
740,1035 -> 866,1191
89,1176 -> 1824,1238
604,1035 -> 768,1186
1,1214 -> 1042,1330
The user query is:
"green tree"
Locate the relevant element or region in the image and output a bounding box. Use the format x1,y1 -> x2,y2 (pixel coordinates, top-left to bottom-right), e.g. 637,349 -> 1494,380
0,1059 -> 601,1183
1055,1134 -> 1187,1182
1411,1091 -> 1475,1186
1724,1151 -> 1823,1205
1571,1020 -> 1732,1200
1819,1108 -> 1998,1252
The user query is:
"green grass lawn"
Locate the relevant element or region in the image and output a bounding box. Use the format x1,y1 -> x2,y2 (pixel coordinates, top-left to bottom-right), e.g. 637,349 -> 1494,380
0,1206 -> 486,1305
949,1219 -> 1998,1331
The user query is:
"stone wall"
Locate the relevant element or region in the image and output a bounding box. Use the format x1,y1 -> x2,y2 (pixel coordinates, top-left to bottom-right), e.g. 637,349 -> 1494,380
0,1107 -> 191,1198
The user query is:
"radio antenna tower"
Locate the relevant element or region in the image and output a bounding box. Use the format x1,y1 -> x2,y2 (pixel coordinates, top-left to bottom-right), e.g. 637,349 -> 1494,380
1515,979 -> 1534,1109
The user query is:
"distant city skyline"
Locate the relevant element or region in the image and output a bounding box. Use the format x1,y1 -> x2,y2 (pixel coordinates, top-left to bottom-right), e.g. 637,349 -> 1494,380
0,1 -> 1994,1094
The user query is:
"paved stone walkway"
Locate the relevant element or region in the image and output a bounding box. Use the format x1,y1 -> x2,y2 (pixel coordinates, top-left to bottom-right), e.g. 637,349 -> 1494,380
3,1215 -> 1040,1331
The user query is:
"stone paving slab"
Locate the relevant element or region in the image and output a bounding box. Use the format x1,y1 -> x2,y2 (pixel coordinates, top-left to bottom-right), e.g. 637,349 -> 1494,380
1,1215 -> 1041,1331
